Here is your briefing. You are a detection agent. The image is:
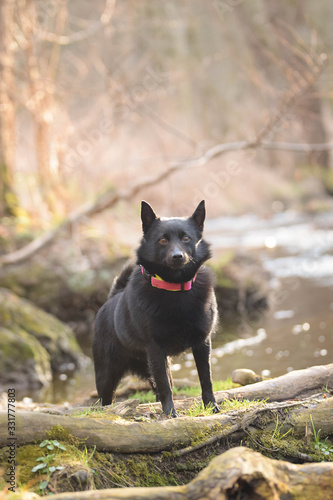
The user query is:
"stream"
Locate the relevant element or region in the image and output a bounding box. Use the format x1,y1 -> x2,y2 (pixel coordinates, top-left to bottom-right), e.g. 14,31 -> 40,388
32,209 -> 333,404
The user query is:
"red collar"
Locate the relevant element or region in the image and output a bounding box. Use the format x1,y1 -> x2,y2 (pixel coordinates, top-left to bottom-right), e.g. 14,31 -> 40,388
140,265 -> 196,291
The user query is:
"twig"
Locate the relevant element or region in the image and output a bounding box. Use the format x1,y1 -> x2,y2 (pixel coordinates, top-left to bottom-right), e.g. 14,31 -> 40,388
38,0 -> 116,45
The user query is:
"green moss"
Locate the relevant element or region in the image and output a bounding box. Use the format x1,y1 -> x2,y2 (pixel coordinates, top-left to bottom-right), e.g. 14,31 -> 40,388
46,425 -> 80,446
16,444 -> 46,485
0,325 -> 51,386
126,455 -> 179,487
0,288 -> 82,376
245,423 -> 333,462
12,437 -> 98,494
188,423 -> 223,448
71,409 -> 127,422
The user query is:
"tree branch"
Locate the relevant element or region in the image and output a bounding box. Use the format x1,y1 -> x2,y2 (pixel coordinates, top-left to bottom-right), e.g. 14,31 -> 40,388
0,137 -> 332,266
0,48 -> 328,267
38,0 -> 116,45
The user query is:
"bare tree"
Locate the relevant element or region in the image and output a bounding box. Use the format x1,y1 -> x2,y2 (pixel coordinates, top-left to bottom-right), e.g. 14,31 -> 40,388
0,0 -> 18,217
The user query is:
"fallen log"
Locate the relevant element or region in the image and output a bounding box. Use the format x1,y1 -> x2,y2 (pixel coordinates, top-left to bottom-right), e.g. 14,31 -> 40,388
0,409 -> 237,453
135,363 -> 333,415
214,363 -> 333,403
32,446 -> 333,500
0,396 -> 332,454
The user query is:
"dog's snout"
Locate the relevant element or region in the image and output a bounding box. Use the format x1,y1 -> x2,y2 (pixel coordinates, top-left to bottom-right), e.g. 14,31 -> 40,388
172,251 -> 184,261
167,246 -> 187,267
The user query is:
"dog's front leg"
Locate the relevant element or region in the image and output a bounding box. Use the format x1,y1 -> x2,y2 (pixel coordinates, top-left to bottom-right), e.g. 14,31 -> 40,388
192,340 -> 220,413
147,343 -> 178,418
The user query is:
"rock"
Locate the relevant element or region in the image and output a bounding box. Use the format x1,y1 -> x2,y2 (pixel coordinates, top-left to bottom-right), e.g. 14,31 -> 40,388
70,469 -> 90,487
0,288 -> 85,390
232,368 -> 262,386
210,253 -> 269,319
0,326 -> 52,388
54,465 -> 94,492
0,256 -> 126,338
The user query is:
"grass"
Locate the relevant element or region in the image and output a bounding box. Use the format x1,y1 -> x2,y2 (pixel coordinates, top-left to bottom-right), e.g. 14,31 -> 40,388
68,378 -> 263,421
130,390 -> 156,404
310,415 -> 333,458
271,415 -> 292,444
129,378 -> 238,405
130,380 -> 265,417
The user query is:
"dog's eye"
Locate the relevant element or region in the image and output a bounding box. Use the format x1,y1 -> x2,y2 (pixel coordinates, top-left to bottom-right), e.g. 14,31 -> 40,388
159,237 -> 168,245
182,235 -> 190,242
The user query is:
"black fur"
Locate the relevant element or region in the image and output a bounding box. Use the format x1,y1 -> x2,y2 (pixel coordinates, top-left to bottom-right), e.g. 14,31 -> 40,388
93,201 -> 220,417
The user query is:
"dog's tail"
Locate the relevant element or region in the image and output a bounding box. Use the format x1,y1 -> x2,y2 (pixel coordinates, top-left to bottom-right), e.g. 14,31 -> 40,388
109,260 -> 136,298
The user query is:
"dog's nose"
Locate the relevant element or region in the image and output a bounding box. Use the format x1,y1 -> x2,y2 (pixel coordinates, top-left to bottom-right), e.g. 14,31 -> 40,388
172,251 -> 184,261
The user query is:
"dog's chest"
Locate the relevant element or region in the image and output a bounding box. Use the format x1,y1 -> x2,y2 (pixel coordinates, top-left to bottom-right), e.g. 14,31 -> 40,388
150,297 -> 215,354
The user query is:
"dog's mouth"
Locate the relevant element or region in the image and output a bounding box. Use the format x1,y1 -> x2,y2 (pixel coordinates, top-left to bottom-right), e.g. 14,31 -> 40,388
168,261 -> 186,270
165,254 -> 190,269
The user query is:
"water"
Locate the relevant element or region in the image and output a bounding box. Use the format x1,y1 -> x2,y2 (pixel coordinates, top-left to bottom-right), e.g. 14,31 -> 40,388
204,209 -> 333,381
24,209 -> 333,404
172,210 -> 333,383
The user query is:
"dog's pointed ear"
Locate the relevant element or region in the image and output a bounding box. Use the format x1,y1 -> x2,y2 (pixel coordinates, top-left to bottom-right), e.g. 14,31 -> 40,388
141,201 -> 157,234
190,200 -> 206,232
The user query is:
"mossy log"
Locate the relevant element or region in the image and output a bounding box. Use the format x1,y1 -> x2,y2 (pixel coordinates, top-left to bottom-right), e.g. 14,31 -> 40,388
0,397 -> 332,454
33,446 -> 333,500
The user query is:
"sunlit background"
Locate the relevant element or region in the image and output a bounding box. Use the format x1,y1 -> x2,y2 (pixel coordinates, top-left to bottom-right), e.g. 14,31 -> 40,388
0,0 -> 332,404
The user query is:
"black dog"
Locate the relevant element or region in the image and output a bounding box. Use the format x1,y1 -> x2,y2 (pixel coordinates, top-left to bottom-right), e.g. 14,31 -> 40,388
93,200 -> 220,417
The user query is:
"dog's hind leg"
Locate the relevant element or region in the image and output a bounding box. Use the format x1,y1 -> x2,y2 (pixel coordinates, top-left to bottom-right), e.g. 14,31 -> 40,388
95,361 -> 126,406
94,339 -> 128,406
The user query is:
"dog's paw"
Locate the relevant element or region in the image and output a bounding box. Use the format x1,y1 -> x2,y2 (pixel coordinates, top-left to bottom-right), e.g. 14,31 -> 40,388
165,408 -> 179,418
205,402 -> 220,413
212,403 -> 221,414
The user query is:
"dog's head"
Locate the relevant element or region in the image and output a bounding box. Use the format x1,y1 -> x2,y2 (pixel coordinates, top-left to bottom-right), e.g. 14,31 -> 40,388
137,201 -> 211,282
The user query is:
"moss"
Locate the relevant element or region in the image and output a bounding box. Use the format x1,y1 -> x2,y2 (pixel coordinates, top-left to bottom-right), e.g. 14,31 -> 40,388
0,256 -> 124,321
0,288 -> 80,355
69,407 -> 131,422
12,442 -> 218,494
245,426 -> 333,463
190,423 -> 223,448
0,288 -> 82,378
46,425 -> 80,446
0,325 -> 51,387
13,438 -> 98,493
126,455 -> 179,487
16,444 -> 47,485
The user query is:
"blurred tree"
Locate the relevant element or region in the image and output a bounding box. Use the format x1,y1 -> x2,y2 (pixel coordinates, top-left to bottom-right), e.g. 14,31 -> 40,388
235,0 -> 330,169
0,0 -> 18,218
0,0 -> 332,230
264,2 -> 329,169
